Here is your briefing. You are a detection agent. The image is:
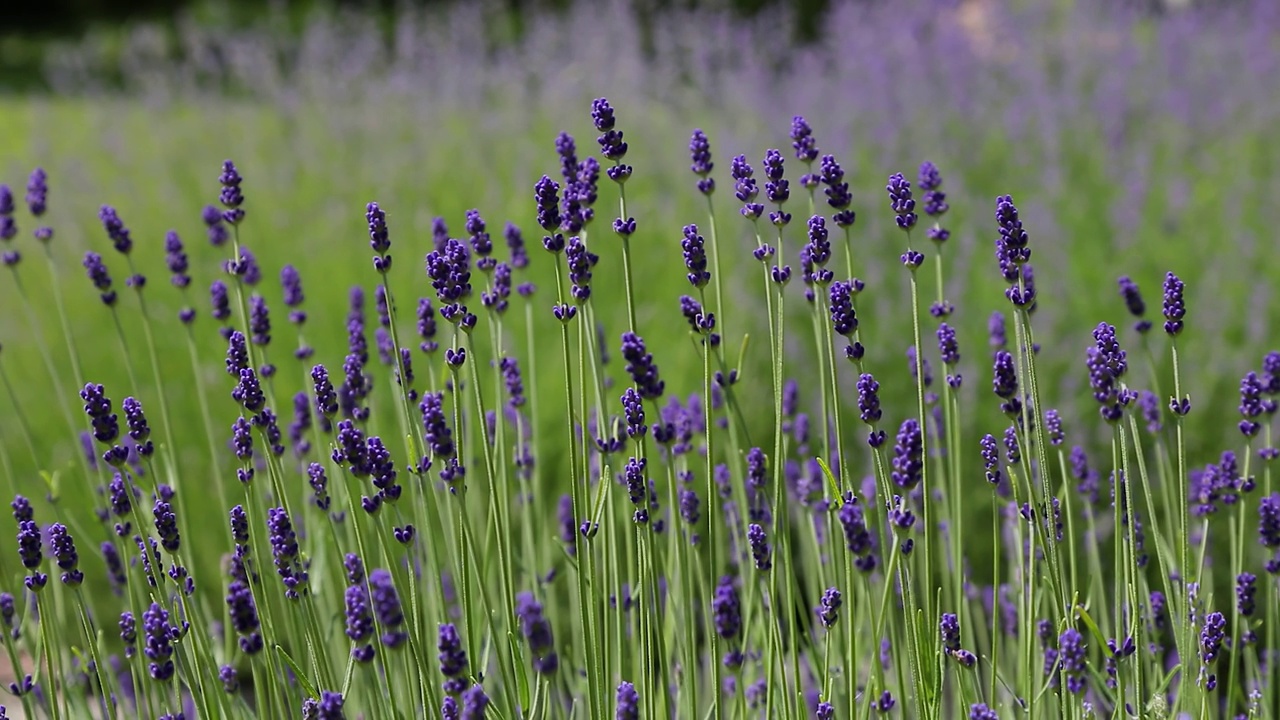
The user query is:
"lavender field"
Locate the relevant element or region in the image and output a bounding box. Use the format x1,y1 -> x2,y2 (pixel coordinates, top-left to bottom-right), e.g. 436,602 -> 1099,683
1,0 -> 1280,718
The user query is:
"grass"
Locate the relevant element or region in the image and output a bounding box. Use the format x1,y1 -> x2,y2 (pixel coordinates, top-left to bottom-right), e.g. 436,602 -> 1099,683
1,1 -> 1280,717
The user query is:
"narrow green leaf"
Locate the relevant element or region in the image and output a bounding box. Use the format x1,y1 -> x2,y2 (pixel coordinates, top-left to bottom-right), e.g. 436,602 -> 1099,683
1074,605 -> 1110,656
275,644 -> 320,700
816,456 -> 843,508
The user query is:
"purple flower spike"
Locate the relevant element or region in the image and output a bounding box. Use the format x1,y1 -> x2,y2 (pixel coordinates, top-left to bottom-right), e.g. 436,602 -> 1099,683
689,129 -> 715,195
98,205 -> 133,255
886,173 -> 917,231
438,623 -> 469,695
515,591 -> 559,674
219,160 -> 245,225
615,681 -> 639,720
790,115 -> 820,165
1058,628 -> 1086,693
1237,573 -> 1257,617
25,168 -> 47,217
621,332 -> 664,400
918,161 -> 949,219
969,703 -> 998,720
731,155 -> 764,220
344,581 -> 375,663
1087,322 -> 1130,423
1162,272 -> 1186,336
1240,371 -> 1265,437
366,201 -> 392,270
1201,611 -> 1226,667
369,569 -> 406,648
48,523 -> 82,587
681,224 -> 711,288
268,507 -> 308,600
227,580 -> 263,654
992,350 -> 1021,416
890,419 -> 923,490
83,252 -> 117,306
202,204 -> 229,246
747,523 -> 772,570
1117,276 -> 1151,333
762,149 -> 790,216
816,587 -> 842,628
592,98 -> 629,164
980,434 -> 1003,487
994,195 -> 1030,284
712,576 -> 741,640
143,602 -> 178,681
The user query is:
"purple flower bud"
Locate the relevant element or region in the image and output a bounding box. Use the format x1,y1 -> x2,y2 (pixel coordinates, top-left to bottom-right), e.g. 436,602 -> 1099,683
226,580 -> 263,655
25,168 -> 47,217
816,587 -> 842,628
82,252 -> 117,306
369,569 -> 406,648
1058,628 -> 1086,693
890,419 -> 923,490
615,681 -> 639,720
437,623 -> 469,694
515,591 -> 558,674
163,231 -> 190,288
690,129 -> 715,194
1162,272 -> 1185,336
747,523 -> 772,570
218,160 -> 245,225
886,173 -> 917,231
202,204 -> 229,246
143,602 -> 178,681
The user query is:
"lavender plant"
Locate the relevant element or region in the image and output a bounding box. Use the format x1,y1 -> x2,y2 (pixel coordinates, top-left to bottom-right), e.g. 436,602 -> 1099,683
1,2 -> 1280,719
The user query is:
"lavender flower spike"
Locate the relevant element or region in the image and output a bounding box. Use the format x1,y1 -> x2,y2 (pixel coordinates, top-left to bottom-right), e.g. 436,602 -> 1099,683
886,173 -> 917,231
689,129 -> 715,195
1162,271 -> 1186,337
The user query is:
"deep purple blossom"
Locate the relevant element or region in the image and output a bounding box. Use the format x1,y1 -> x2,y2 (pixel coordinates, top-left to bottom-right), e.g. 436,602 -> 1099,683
1086,322 -> 1130,422
268,507 -> 308,599
712,575 -> 741,640
1240,371 -> 1265,437
48,523 -> 82,586
344,583 -> 375,663
370,569 -> 407,648
301,691 -> 346,720
1117,276 -> 1151,333
819,155 -> 855,226
143,602 -> 178,681
226,580 -> 263,654
438,623 -> 469,694
82,252 -> 117,306
1162,272 -> 1185,336
994,195 -> 1030,285
747,523 -> 772,570
202,204 -> 229,246
1058,628 -> 1086,693
515,591 -> 558,674
731,154 -> 764,220
992,350 -> 1021,416
615,681 -> 639,720
218,160 -> 245,224
25,168 -> 47,217
886,172 -> 918,231
621,332 -> 664,400
365,201 -> 392,272
163,231 -> 190,288
816,587 -> 842,628
890,419 -> 923,490
689,129 -> 715,194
